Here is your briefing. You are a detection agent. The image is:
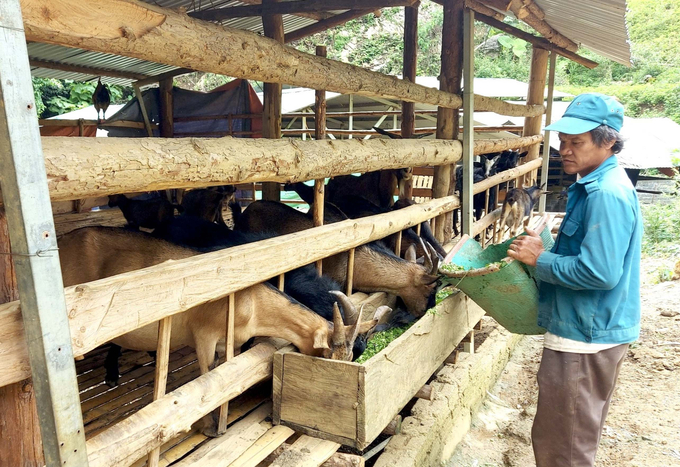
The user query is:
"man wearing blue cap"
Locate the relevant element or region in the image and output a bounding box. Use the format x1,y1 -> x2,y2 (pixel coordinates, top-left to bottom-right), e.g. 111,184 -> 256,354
507,93 -> 643,467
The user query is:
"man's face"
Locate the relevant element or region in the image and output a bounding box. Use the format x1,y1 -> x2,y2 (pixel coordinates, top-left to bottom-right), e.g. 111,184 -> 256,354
558,131 -> 615,177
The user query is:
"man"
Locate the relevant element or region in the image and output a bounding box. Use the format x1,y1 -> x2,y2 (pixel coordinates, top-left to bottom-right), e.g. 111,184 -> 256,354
507,93 -> 642,467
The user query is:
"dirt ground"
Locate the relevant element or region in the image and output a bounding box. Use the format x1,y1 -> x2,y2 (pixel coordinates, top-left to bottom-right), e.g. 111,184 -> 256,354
447,256 -> 680,467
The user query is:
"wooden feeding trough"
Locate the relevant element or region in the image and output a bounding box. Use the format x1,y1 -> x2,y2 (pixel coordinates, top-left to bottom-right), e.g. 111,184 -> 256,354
273,291 -> 485,449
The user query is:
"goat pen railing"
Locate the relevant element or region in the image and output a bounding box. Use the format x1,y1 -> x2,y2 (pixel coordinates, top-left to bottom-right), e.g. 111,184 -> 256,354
0,0 -> 550,466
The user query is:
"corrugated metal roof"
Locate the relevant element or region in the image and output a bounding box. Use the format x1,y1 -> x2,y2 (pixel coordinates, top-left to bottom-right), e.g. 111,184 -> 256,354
534,0 -> 631,65
26,0 -> 632,86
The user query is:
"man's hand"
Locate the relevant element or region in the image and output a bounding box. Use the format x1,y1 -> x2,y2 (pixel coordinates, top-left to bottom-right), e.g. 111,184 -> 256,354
507,228 -> 545,267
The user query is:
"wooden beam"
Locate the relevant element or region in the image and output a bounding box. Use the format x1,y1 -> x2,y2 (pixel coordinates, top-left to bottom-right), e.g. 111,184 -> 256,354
5,135 -> 542,203
0,1 -> 88,464
400,3 -> 418,199
472,12 -> 598,69
213,0 -> 333,21
508,0 -> 578,52
29,58 -> 149,80
284,9 -> 378,43
433,0 -> 463,242
478,0 -> 513,11
190,0 -> 417,20
262,0 -> 284,202
23,0 -> 457,109
134,67 -> 194,88
86,341 -> 287,467
0,208 -> 44,467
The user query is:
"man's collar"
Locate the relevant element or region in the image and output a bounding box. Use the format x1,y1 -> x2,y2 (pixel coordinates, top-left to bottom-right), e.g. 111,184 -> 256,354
575,155 -> 618,185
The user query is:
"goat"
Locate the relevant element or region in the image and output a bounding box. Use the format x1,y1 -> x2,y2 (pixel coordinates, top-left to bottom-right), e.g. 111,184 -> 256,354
58,227 -> 379,435
152,215 -> 374,360
107,193 -> 180,230
231,200 -> 440,317
92,77 -> 111,123
180,186 -> 235,225
496,184 -> 546,241
452,154 -> 500,236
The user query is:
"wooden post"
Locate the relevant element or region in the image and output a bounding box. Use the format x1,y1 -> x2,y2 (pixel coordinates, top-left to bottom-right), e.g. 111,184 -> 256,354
133,84 -> 154,137
348,94 -> 354,139
217,294 -> 236,433
146,316 -> 172,467
461,6 -> 475,236
261,0 -> 284,201
394,230 -> 402,257
346,248 -> 355,295
539,51 -> 557,214
523,46 -> 549,185
0,209 -> 45,467
434,0 -> 464,241
0,2 -> 89,464
78,118 -> 84,136
159,77 -> 174,138
314,45 -> 327,274
400,3 -> 418,200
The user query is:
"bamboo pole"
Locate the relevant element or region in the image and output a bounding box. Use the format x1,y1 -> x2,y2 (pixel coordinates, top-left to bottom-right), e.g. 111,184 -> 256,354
133,84 -> 154,137
539,51 -> 557,214
146,316 -> 172,467
461,7 -> 475,237
394,230 -> 402,257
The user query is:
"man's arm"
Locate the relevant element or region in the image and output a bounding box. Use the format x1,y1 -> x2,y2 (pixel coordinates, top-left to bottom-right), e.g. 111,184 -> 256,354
535,191 -> 636,291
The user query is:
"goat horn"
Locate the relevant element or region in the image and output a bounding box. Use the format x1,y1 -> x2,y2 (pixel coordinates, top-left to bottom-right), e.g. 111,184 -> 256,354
426,241 -> 440,274
329,290 -> 359,325
331,302 -> 346,346
348,304 -> 365,347
419,237 -> 433,273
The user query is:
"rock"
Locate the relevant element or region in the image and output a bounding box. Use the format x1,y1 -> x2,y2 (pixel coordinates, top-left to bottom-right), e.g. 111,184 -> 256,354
660,310 -> 680,318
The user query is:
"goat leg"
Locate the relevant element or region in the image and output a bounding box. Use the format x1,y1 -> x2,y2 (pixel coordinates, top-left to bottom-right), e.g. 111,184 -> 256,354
104,344 -> 122,388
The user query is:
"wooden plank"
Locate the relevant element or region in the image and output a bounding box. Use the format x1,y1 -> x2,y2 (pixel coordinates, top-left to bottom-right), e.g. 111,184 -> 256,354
173,402 -> 273,467
147,316 -> 173,467
269,435 -> 340,467
54,209 -> 127,236
279,354 -> 361,441
22,0 -> 541,116
85,341 -> 285,467
0,2 -> 88,464
272,346 -> 296,426
362,293 -> 485,447
228,425 -> 295,467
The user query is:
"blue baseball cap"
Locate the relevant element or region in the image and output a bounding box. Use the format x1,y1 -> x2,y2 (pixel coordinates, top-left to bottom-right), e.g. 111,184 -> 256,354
545,93 -> 624,134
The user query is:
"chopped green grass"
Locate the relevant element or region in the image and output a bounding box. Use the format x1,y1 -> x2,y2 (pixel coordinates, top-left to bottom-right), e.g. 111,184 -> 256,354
354,322 -> 414,364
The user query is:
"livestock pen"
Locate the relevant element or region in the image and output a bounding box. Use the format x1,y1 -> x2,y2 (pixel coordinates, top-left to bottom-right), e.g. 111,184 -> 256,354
0,1 -> 631,466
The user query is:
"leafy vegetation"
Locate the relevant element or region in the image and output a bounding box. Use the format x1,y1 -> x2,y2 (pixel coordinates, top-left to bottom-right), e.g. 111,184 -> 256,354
641,197 -> 680,257
354,322 -> 414,364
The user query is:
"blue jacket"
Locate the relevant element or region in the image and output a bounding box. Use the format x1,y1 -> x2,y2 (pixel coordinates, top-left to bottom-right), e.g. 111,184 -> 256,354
535,155 -> 642,344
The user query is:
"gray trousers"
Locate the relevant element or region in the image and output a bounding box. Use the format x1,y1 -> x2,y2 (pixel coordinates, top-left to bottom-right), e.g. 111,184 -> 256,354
532,344 -> 628,467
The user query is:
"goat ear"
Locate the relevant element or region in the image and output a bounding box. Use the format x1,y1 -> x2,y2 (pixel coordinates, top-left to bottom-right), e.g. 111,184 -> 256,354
313,329 -> 330,350
405,244 -> 417,263
421,274 -> 440,285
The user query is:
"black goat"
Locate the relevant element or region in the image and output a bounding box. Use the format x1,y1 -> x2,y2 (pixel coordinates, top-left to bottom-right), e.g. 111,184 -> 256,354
108,193 -> 180,230
92,77 -> 110,123
496,183 -> 546,241
180,186 -> 235,225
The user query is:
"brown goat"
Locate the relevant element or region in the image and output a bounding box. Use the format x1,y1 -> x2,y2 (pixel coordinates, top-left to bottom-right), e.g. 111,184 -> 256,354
58,227 -> 377,434
232,201 -> 439,316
